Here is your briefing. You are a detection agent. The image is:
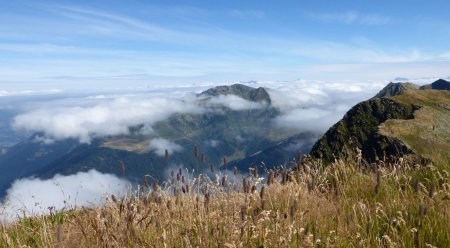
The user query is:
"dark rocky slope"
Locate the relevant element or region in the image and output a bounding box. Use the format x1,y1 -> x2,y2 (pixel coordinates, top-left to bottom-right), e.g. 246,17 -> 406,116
309,98 -> 415,163
420,79 -> 450,90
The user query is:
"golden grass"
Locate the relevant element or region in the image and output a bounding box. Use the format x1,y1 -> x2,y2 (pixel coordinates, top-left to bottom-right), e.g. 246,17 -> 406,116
1,158 -> 449,247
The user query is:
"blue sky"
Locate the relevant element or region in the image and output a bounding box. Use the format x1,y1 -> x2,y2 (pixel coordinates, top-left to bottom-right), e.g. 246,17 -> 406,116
1,0 -> 450,90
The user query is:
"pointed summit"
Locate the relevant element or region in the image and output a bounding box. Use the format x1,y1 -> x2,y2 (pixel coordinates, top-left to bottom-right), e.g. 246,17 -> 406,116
373,82 -> 419,98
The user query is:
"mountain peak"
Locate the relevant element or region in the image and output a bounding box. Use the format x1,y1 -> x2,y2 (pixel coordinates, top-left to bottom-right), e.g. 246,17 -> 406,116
373,82 -> 419,98
199,84 -> 271,104
420,79 -> 450,90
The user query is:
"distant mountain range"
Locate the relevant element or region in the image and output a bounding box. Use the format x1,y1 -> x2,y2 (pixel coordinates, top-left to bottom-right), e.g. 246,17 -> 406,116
0,84 -> 318,198
198,83 -> 272,104
310,79 -> 450,165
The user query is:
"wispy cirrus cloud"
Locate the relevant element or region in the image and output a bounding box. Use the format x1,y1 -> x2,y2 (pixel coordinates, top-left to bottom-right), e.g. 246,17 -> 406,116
49,5 -> 206,43
306,11 -> 390,25
291,40 -> 428,63
0,43 -> 139,56
0,2 -> 449,90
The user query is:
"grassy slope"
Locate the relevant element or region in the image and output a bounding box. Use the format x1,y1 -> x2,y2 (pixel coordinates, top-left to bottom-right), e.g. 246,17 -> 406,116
1,159 -> 449,247
380,89 -> 450,166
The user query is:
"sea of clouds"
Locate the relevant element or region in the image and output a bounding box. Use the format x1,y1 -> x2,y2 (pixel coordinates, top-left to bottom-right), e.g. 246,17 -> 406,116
0,78 -> 437,222
8,79 -> 392,143
0,170 -> 129,223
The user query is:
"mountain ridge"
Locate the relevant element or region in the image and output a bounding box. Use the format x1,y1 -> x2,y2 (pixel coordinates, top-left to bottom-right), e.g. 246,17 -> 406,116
374,79 -> 450,98
199,83 -> 272,104
373,82 -> 419,98
310,79 -> 450,165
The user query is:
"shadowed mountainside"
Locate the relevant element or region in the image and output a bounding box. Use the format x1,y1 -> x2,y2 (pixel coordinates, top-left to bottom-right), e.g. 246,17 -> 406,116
420,79 -> 450,90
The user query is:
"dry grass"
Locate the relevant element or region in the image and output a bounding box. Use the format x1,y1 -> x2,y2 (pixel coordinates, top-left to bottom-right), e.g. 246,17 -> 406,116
1,157 -> 449,247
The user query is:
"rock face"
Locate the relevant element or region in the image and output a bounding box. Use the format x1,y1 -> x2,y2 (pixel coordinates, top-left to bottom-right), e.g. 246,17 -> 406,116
420,79 -> 450,90
309,98 -> 415,163
373,82 -> 419,98
199,84 -> 272,104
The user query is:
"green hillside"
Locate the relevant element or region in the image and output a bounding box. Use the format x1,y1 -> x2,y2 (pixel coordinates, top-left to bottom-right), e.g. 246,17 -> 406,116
310,83 -> 450,166
380,89 -> 450,165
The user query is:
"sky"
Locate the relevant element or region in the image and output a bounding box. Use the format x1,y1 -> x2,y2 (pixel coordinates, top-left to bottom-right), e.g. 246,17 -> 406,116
1,0 -> 450,91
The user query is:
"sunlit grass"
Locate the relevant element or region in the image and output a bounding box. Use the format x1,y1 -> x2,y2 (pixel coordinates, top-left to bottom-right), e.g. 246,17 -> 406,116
1,156 -> 449,247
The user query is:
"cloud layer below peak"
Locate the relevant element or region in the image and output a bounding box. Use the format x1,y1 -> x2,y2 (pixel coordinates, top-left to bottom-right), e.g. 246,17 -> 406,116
12,96 -> 204,143
0,170 -> 129,223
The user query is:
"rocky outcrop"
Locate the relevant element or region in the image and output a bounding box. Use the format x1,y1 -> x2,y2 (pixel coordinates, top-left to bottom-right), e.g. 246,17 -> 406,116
199,84 -> 272,104
309,98 -> 416,163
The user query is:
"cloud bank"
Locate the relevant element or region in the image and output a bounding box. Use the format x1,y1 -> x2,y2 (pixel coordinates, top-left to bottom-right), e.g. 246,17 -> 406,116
11,90 -> 272,144
0,170 -> 129,223
259,80 -> 386,132
12,96 -> 204,143
8,79 -> 399,147
207,95 -> 266,111
148,137 -> 183,156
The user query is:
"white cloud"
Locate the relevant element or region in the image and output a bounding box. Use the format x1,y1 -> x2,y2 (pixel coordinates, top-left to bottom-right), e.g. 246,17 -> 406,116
268,86 -> 330,109
12,96 -> 204,143
0,43 -> 137,56
274,107 -> 343,133
33,135 -> 55,144
360,14 -> 390,25
49,4 -> 209,45
8,80 -> 393,144
9,77 -> 433,149
292,41 -> 426,64
148,137 -> 183,157
300,61 -> 450,82
208,95 -> 266,111
306,11 -> 390,25
254,80 -> 386,132
0,89 -> 63,97
0,170 -> 129,223
283,138 -> 318,153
